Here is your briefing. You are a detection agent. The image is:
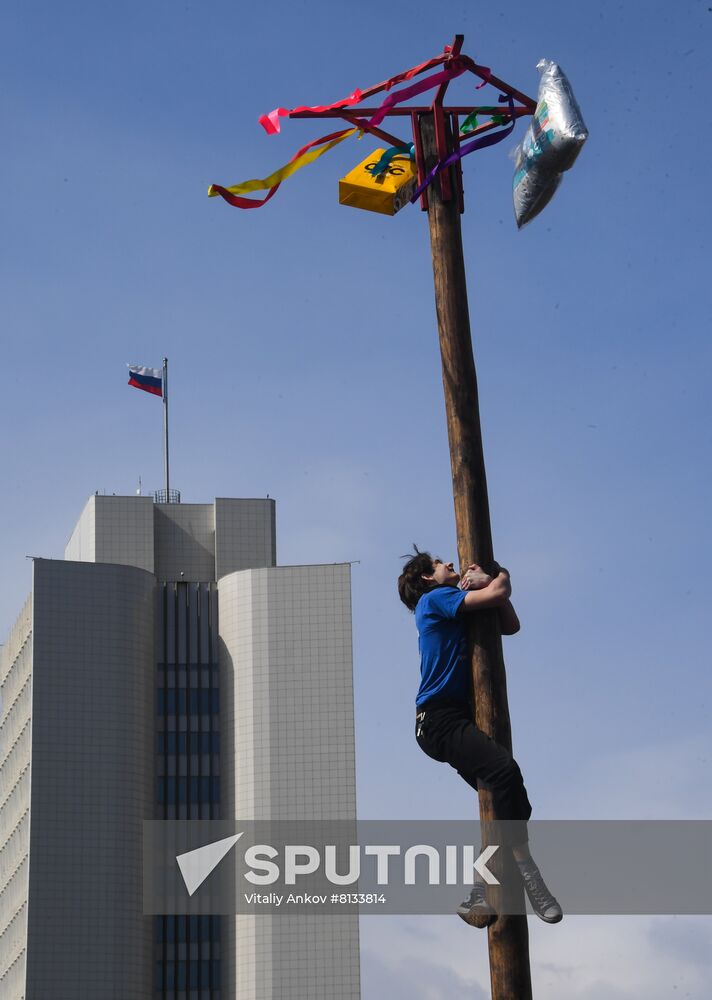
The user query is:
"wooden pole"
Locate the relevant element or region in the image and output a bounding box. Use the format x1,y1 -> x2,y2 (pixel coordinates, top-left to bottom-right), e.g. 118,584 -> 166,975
419,111 -> 533,1000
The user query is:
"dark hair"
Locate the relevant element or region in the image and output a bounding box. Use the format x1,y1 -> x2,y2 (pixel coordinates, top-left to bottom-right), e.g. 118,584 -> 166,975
398,546 -> 436,612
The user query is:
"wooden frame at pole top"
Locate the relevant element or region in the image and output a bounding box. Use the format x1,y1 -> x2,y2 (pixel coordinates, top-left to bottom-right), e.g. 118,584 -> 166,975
288,33 -> 536,215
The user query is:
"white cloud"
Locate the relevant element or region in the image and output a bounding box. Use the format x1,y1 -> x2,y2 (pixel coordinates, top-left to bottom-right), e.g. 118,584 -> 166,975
544,732 -> 712,820
361,947 -> 488,1000
360,913 -> 712,999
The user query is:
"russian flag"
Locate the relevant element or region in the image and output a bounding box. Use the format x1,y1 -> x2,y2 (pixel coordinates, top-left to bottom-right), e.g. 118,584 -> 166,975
128,364 -> 163,397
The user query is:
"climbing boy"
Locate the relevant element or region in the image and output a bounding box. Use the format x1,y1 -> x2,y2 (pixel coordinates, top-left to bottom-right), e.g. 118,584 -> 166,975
398,548 -> 562,927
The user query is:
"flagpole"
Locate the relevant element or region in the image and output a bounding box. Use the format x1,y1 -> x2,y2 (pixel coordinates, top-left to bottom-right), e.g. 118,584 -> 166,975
163,357 -> 170,500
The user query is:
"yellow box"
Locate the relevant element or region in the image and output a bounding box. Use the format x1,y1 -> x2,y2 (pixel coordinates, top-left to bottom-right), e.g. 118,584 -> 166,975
339,149 -> 418,215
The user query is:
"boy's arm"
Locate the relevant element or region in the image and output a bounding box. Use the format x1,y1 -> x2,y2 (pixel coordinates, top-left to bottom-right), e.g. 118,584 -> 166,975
458,566 -> 520,633
458,570 -> 512,611
498,599 -> 521,635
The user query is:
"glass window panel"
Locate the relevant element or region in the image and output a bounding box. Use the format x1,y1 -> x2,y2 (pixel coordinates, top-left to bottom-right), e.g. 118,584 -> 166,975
166,585 -> 176,664
199,585 -> 209,664
177,587 -> 187,665
190,584 -> 199,663
208,585 -> 218,659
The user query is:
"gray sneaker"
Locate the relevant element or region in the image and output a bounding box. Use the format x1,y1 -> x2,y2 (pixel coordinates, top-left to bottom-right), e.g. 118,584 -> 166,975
456,878 -> 497,928
517,859 -> 563,923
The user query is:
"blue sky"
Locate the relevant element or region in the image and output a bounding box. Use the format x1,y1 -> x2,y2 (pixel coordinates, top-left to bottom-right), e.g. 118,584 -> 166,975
2,0 -> 711,995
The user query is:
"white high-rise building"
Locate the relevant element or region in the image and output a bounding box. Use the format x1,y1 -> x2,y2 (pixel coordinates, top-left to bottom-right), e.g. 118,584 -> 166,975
0,494 -> 360,1000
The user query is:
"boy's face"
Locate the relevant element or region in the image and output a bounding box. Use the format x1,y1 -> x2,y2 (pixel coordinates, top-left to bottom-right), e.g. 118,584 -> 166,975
424,558 -> 459,588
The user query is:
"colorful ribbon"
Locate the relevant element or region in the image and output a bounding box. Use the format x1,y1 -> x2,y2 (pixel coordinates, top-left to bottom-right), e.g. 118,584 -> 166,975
368,144 -> 414,177
461,108 -> 509,135
258,51 -> 452,135
410,95 -> 516,203
208,128 -> 357,209
214,50 -> 522,212
259,92 -> 364,136
460,112 -> 479,134
366,61 -> 467,130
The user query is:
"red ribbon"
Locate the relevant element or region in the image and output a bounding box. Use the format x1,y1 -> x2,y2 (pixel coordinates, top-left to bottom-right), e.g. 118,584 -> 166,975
209,128 -> 355,209
258,50 -> 452,134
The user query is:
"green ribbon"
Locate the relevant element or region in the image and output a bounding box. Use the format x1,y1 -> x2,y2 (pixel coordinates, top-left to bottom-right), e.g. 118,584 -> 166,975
460,108 -> 508,136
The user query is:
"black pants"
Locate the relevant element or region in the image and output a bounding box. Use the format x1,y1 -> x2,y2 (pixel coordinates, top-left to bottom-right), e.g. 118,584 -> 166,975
415,697 -> 532,848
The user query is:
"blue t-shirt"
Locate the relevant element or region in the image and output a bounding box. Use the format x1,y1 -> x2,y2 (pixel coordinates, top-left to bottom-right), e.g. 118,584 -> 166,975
414,585 -> 469,707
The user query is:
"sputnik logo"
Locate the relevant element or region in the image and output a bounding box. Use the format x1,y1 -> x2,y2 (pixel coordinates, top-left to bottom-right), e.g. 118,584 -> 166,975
175,833 -> 500,895
177,833 -> 244,896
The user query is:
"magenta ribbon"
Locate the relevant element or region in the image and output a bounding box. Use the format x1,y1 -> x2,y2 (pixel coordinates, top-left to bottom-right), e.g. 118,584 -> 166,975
410,95 -> 516,203
366,61 -> 468,129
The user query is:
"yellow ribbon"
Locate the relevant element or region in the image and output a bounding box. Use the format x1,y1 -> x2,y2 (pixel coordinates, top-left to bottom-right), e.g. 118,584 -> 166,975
208,128 -> 358,198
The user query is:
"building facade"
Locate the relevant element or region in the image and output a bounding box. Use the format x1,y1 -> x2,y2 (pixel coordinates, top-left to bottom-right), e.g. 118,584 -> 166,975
0,495 -> 360,999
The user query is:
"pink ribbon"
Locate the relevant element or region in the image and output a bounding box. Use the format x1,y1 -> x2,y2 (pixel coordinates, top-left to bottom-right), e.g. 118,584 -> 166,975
259,90 -> 364,135
366,61 -> 468,129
